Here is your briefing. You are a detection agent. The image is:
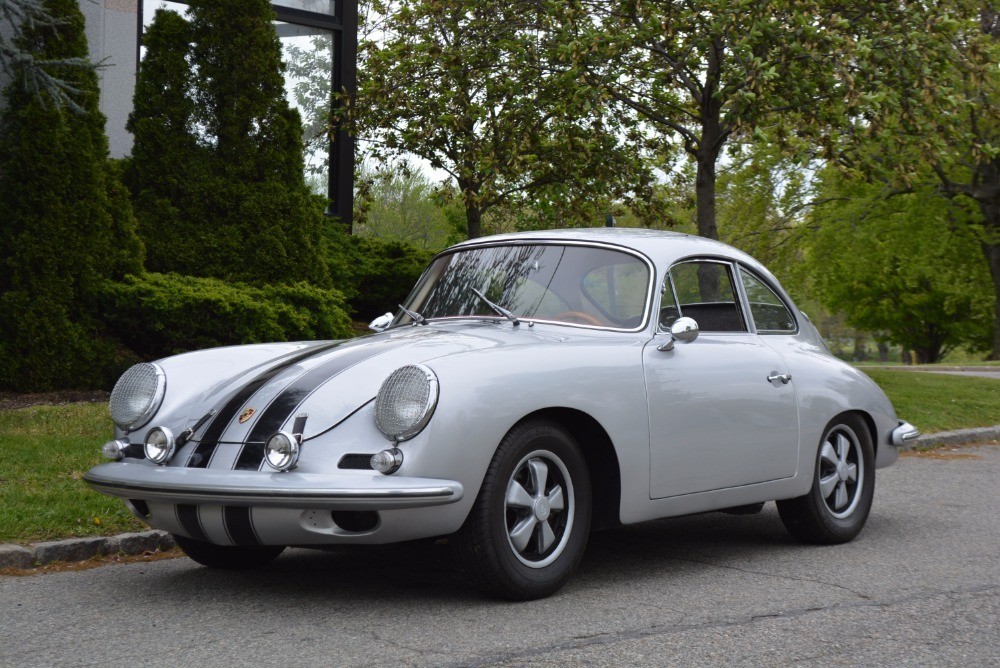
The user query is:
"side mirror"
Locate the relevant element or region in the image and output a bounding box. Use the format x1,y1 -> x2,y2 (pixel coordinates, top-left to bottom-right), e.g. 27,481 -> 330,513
369,312 -> 394,332
657,316 -> 699,351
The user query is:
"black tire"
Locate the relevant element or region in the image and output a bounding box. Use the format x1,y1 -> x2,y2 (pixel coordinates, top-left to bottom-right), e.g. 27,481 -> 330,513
777,413 -> 875,544
454,419 -> 592,600
172,534 -> 285,570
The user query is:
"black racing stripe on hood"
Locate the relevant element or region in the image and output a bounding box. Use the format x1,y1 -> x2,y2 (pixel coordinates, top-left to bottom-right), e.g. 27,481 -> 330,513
184,342 -> 343,469
233,338 -> 405,471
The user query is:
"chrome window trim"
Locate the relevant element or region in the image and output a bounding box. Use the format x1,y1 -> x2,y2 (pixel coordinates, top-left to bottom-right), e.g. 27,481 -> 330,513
400,239 -> 657,334
735,264 -> 800,335
660,257 -> 750,334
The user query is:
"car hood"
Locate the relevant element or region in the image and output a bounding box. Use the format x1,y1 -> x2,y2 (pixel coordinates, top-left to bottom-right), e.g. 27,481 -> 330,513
158,323 -> 568,446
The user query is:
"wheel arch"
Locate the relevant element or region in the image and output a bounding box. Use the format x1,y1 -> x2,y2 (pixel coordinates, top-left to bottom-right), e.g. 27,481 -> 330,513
515,407 -> 622,532
852,409 -> 879,461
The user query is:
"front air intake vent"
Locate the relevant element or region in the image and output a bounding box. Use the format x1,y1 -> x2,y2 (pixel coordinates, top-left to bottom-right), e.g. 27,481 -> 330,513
338,454 -> 375,470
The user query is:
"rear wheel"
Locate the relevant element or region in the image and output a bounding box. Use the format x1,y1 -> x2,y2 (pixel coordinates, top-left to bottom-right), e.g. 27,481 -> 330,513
455,419 -> 592,600
172,534 -> 285,569
777,413 -> 875,544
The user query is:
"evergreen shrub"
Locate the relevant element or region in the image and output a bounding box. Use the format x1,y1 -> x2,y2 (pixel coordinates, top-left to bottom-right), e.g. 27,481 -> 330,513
99,273 -> 354,360
327,229 -> 436,318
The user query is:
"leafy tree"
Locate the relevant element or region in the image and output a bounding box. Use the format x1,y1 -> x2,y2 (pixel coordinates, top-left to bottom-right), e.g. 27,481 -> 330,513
0,0 -> 143,391
552,1 -> 940,243
126,0 -> 330,286
359,0 -> 654,239
804,172 -> 992,363
851,2 -> 1000,358
354,161 -> 453,249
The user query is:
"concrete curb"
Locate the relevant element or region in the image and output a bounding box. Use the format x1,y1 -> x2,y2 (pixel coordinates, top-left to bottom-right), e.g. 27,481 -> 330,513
907,424 -> 1000,449
0,530 -> 175,571
2,425 -> 998,571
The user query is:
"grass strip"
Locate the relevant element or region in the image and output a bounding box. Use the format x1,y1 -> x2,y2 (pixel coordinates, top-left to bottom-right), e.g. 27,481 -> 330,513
862,369 -> 1000,434
0,403 -> 145,543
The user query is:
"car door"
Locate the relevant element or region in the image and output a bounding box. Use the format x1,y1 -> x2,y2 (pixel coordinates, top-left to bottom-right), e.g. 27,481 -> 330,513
644,259 -> 799,499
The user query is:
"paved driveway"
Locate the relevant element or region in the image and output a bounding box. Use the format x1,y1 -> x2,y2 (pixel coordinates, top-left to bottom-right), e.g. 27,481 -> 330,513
1,445 -> 997,667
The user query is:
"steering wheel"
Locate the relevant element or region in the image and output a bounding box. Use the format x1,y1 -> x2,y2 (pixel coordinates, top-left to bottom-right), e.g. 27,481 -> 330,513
554,311 -> 605,326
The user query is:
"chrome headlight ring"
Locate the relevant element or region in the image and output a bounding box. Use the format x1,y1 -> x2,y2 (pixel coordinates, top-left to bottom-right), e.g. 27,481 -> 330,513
374,364 -> 439,443
110,363 -> 166,432
144,426 -> 176,465
264,431 -> 301,472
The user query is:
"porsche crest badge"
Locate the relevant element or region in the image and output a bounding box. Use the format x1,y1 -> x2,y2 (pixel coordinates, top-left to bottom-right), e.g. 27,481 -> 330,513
238,407 -> 255,424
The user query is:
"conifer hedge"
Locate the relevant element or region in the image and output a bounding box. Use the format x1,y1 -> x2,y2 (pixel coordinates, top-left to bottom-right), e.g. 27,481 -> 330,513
0,0 -> 145,391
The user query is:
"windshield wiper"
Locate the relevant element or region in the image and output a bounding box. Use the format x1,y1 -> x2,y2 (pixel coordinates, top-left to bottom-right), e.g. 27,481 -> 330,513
398,304 -> 426,325
471,288 -> 520,326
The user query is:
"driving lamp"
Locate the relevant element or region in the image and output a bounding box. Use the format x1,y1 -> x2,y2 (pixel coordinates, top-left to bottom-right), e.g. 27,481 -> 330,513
264,431 -> 300,471
143,426 -> 176,465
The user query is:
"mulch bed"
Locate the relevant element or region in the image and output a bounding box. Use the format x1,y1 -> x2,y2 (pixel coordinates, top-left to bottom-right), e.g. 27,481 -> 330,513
0,390 -> 109,411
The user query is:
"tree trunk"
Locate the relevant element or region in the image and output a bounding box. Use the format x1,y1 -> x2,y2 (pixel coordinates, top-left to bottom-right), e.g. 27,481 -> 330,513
465,200 -> 482,239
695,155 -> 718,241
983,238 -> 1000,360
458,178 -> 483,239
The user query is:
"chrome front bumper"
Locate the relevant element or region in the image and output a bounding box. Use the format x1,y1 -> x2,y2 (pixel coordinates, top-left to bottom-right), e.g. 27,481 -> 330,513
84,462 -> 464,510
891,420 -> 920,447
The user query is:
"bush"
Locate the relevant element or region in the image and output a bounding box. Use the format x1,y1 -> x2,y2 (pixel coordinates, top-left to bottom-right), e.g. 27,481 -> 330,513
0,0 -> 145,391
326,229 -> 437,319
98,273 -> 354,360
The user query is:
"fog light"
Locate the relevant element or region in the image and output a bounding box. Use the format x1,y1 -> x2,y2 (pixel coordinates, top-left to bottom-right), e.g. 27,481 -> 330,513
264,431 -> 300,471
371,448 -> 403,475
143,426 -> 176,465
101,438 -> 131,460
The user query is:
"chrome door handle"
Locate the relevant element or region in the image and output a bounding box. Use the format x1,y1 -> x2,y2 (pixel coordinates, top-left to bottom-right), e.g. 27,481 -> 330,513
767,373 -> 792,384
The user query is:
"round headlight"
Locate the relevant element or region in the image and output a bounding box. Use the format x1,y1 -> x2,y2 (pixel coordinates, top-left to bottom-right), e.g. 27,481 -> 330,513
110,363 -> 166,431
264,431 -> 300,471
144,426 -> 176,465
374,364 -> 438,442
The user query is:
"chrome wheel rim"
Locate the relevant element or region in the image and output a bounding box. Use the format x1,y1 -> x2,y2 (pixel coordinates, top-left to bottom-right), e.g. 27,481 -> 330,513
504,449 -> 575,568
818,425 -> 864,519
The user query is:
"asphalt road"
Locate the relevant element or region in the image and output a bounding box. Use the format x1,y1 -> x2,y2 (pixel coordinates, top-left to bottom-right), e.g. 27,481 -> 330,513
2,445 -> 997,667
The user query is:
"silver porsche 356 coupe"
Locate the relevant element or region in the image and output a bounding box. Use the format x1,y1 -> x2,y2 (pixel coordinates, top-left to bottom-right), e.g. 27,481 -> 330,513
85,228 -> 918,599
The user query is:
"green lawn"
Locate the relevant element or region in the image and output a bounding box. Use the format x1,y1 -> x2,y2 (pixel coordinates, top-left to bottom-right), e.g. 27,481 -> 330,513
0,369 -> 997,545
0,403 -> 145,543
862,369 -> 1000,434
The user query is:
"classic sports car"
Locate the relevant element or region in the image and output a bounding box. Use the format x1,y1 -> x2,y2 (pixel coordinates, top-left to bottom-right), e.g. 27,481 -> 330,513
85,228 -> 918,599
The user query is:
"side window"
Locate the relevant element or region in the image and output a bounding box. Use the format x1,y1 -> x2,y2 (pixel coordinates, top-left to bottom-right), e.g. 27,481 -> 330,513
659,274 -> 680,329
740,269 -> 796,333
581,261 -> 649,326
669,261 -> 746,332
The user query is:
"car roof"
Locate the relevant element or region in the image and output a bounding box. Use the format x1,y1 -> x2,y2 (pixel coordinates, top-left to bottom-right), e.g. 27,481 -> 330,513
450,228 -> 766,274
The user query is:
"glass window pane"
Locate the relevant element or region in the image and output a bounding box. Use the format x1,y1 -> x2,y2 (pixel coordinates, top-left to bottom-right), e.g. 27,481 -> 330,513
669,262 -> 745,332
402,244 -> 651,330
277,22 -> 334,196
271,0 -> 335,14
741,270 -> 796,333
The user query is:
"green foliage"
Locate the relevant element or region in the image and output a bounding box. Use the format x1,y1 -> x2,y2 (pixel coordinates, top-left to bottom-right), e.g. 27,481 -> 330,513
358,0 -> 654,239
125,0 -> 330,286
0,0 -> 144,391
98,273 -> 354,359
864,369 -> 1000,434
354,161 -> 454,249
0,402 -> 146,543
326,227 -> 435,319
804,172 -> 993,363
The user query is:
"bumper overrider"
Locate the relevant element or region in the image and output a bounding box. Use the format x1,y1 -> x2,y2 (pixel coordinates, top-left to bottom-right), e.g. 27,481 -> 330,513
891,420 -> 920,447
83,462 -> 464,510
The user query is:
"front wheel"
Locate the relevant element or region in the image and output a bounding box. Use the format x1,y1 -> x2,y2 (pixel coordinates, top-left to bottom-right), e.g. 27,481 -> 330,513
454,419 -> 592,600
777,413 -> 875,544
172,534 -> 285,570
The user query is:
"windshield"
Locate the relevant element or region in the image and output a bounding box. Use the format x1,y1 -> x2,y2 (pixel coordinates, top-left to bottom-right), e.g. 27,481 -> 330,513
397,243 -> 652,330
